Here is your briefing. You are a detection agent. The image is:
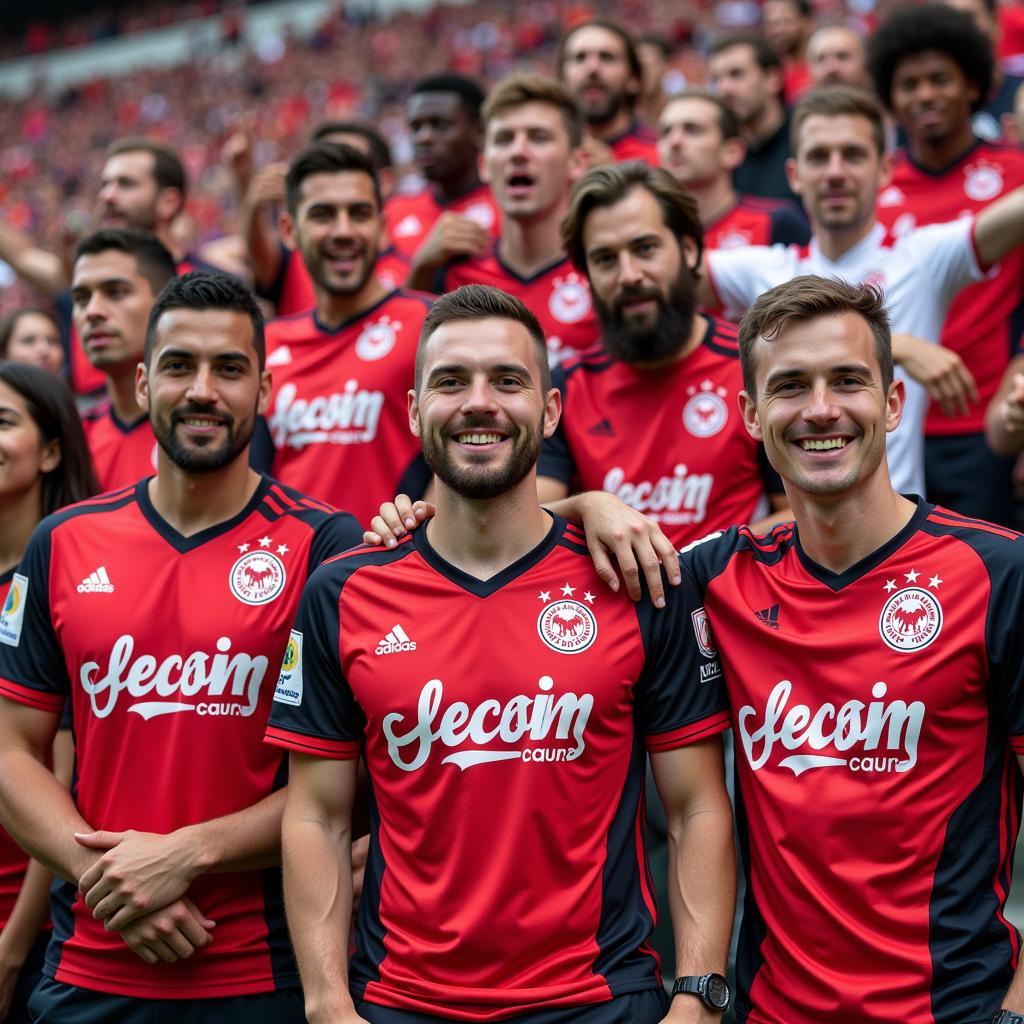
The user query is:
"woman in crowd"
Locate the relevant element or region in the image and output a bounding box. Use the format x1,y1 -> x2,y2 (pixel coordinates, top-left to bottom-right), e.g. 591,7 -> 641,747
0,311 -> 63,378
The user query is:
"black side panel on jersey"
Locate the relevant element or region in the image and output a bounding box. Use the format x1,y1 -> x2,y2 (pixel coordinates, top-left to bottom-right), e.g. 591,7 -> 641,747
928,718 -> 1020,1021
262,756 -> 301,989
591,730 -> 662,996
731,777 -> 769,1024
351,784 -> 388,997
43,879 -> 78,982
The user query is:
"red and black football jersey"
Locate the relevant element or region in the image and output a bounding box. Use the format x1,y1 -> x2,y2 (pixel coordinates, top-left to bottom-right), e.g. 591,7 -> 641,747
439,247 -> 600,366
266,515 -> 729,1020
703,195 -> 810,252
264,290 -> 432,522
0,477 -> 361,999
608,122 -> 659,164
683,499 -> 1024,1024
538,317 -> 779,548
262,246 -> 412,318
876,142 -> 1024,436
81,404 -> 156,492
385,184 -> 501,260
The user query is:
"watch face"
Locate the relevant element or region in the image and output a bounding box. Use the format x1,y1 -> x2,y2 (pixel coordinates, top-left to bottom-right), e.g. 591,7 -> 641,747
705,975 -> 730,1009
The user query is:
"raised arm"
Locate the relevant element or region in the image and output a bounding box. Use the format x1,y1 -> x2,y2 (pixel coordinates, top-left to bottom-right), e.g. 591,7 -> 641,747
0,221 -> 67,296
973,184 -> 1024,270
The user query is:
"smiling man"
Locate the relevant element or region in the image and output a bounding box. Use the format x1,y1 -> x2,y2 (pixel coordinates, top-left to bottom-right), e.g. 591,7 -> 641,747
268,283 -> 735,1024
0,272 -> 363,1023
434,72 -> 600,366
678,274 -> 1024,1023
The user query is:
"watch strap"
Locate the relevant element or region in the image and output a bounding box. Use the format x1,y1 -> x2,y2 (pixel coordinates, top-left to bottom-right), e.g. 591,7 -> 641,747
992,1012 -> 1024,1024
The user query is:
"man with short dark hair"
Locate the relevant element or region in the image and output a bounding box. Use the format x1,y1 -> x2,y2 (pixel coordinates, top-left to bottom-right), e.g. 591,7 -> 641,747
558,19 -> 660,164
0,271 -> 364,1024
806,22 -> 870,89
265,143 -> 433,520
657,89 -> 809,252
683,272 -> 1024,1022
707,33 -> 799,203
71,229 -> 177,490
761,0 -> 814,100
269,281 -> 735,1024
869,2 -> 1024,523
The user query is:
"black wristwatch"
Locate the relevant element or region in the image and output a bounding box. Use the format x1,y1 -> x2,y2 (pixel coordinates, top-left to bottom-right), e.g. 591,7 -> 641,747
672,973 -> 731,1011
992,1012 -> 1024,1024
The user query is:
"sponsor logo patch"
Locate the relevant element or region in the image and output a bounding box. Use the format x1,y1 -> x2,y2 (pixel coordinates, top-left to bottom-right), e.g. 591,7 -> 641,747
0,574 -> 28,647
274,630 -> 304,706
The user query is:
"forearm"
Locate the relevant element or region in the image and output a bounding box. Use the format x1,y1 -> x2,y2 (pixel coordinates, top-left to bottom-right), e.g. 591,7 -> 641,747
241,204 -> 282,291
405,258 -> 440,293
181,788 -> 287,875
0,221 -> 66,294
0,750 -> 93,884
974,185 -> 1024,268
283,812 -> 357,1022
0,858 -> 53,965
1000,958 -> 1024,1012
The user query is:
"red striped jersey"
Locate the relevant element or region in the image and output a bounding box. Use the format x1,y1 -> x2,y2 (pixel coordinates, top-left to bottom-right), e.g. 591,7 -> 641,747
682,499 -> 1024,1023
608,122 -> 659,164
538,316 -> 779,548
266,516 -> 729,1020
0,478 -> 361,999
264,290 -> 432,521
876,142 -> 1024,436
262,247 -> 412,318
703,195 -> 810,252
385,184 -> 501,260
81,404 -> 156,492
438,247 -> 600,367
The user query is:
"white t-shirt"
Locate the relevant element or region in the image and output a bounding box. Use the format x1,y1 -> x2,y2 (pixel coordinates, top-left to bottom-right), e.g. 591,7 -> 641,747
707,219 -> 984,497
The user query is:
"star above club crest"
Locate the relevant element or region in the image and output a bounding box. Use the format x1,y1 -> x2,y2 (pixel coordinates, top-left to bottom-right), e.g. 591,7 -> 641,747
258,536 -> 272,548
538,590 -> 551,603
884,579 -> 897,592
928,575 -> 942,589
237,543 -> 250,553
583,591 -> 596,604
904,570 -> 919,583
561,582 -> 576,597
277,544 -> 289,555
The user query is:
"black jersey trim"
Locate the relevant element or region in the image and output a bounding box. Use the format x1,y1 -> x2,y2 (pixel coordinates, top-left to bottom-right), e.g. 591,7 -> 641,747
901,138 -> 986,179
85,404 -> 148,436
42,485 -> 138,532
792,496 -> 932,591
135,473 -> 276,553
411,511 -> 563,597
0,567 -> 15,590
702,316 -> 741,359
493,244 -> 571,286
313,289 -> 401,335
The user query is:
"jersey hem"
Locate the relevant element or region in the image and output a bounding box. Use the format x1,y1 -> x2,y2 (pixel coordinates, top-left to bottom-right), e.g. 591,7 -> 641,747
264,725 -> 361,759
645,708 -> 731,751
49,963 -> 301,1000
0,677 -> 65,713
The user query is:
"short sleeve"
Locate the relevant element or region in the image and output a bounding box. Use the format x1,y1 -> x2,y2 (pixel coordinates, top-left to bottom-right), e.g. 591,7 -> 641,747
308,512 -> 364,573
0,523 -> 70,713
706,245 -> 793,322
265,562 -> 367,759
899,218 -> 984,297
634,556 -> 730,751
537,365 -> 575,485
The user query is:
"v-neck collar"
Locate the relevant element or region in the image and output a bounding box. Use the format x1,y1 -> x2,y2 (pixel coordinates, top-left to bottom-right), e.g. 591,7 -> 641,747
135,474 -> 272,554
793,496 -> 931,592
412,511 -> 563,597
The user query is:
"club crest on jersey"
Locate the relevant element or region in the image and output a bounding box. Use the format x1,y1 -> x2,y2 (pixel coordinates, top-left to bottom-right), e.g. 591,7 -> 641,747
230,551 -> 286,606
964,161 -> 1003,202
548,273 -> 592,324
715,230 -> 752,250
691,607 -> 716,658
355,315 -> 399,361
537,599 -> 597,654
683,383 -> 728,437
879,586 -> 942,652
0,574 -> 28,648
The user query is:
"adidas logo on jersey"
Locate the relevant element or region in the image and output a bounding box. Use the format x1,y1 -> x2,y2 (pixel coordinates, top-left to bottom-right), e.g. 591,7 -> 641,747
755,604 -> 780,630
375,624 -> 416,655
266,345 -> 292,367
77,567 -> 114,594
587,418 -> 615,437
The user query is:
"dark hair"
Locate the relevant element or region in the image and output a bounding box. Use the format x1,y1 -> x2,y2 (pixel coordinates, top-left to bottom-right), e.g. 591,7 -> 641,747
483,72 -> 585,148
285,142 -> 382,215
638,33 -> 672,59
106,137 -> 187,202
145,272 -> 266,370
791,86 -> 887,156
765,0 -> 812,18
73,228 -> 177,296
0,363 -> 98,514
561,161 -> 704,273
867,3 -> 994,113
708,31 -> 783,73
312,121 -> 394,170
737,275 -> 893,396
416,285 -> 551,394
0,308 -> 59,361
409,74 -> 487,122
557,19 -> 645,97
662,88 -> 741,142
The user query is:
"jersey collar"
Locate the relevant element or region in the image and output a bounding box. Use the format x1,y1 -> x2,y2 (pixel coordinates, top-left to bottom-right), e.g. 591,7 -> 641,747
809,223 -> 887,269
412,510 -> 563,597
793,495 -> 932,591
